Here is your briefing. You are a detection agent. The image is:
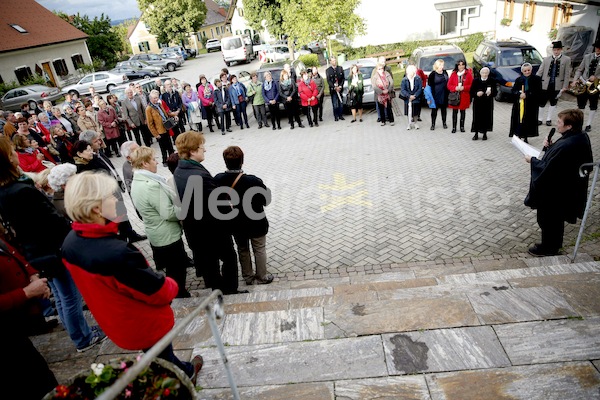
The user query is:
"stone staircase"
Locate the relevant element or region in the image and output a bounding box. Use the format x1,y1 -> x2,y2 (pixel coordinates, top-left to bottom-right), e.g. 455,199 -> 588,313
36,254 -> 600,399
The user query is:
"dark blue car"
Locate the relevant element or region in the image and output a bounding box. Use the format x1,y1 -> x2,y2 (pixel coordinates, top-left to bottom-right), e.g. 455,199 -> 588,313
472,39 -> 543,101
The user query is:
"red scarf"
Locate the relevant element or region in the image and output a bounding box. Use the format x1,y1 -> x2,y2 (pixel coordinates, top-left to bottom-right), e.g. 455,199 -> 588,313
377,71 -> 390,107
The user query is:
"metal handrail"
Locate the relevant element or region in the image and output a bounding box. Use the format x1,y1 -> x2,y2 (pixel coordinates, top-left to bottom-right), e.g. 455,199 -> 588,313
96,289 -> 240,400
572,161 -> 600,263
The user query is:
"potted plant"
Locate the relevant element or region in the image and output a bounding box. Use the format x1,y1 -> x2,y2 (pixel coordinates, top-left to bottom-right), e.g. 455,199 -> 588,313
548,28 -> 558,40
43,356 -> 197,399
519,21 -> 533,32
500,18 -> 512,26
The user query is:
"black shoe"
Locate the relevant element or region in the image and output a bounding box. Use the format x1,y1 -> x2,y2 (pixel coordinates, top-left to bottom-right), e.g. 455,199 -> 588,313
460,127 -> 465,132
482,133 -> 487,140
319,117 -> 323,122
585,125 -> 591,132
255,274 -> 274,285
290,124 -> 295,130
335,117 -> 339,121
451,128 -> 456,133
272,125 -> 276,130
417,117 -> 422,121
163,162 -> 168,167
298,124 -> 305,128
430,125 -> 435,130
222,131 -> 226,135
129,233 -> 147,243
265,123 -> 270,128
258,125 -> 262,129
223,289 -> 250,295
240,125 -> 244,130
209,127 -> 214,132
309,123 -> 313,127
246,124 -> 250,129
377,118 -> 381,122
528,244 -> 560,257
509,133 -> 514,137
546,121 -> 552,126
537,120 -> 543,126
472,133 -> 478,140
314,122 -> 319,127
226,128 -> 232,132
443,123 -> 448,129
339,116 -> 345,120
277,125 -> 281,130
351,119 -> 356,123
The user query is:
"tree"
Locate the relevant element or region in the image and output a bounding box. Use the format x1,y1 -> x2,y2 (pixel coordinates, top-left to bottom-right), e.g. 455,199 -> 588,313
55,12 -> 124,68
242,0 -> 286,38
137,0 -> 207,46
112,19 -> 137,56
280,0 -> 365,46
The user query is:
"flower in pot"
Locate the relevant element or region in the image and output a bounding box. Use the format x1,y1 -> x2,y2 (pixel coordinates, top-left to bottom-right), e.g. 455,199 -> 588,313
44,357 -> 197,399
500,18 -> 512,26
519,21 -> 533,32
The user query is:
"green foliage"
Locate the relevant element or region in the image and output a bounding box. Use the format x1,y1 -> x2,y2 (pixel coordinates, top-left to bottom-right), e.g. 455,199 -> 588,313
55,12 -> 124,68
459,32 -> 485,53
78,59 -> 105,74
548,28 -> 558,40
281,0 -> 365,46
519,21 -> 533,32
500,18 -> 512,26
112,19 -> 137,55
298,54 -> 319,67
137,0 -> 207,45
243,0 -> 285,38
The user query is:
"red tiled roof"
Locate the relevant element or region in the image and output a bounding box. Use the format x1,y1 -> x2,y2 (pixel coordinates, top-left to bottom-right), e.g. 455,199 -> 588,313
0,0 -> 88,53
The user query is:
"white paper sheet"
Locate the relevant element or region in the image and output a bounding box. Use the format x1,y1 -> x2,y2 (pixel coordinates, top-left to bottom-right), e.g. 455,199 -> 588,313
511,136 -> 541,158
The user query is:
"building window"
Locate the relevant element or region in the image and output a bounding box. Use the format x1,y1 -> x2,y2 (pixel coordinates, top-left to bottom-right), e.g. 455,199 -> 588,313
138,41 -> 150,52
211,28 -> 214,38
53,58 -> 69,76
522,1 -> 536,24
441,10 -> 458,35
203,31 -> 207,37
10,24 -> 28,33
503,0 -> 514,19
552,3 -> 572,28
238,8 -> 244,17
71,54 -> 84,69
14,66 -> 33,84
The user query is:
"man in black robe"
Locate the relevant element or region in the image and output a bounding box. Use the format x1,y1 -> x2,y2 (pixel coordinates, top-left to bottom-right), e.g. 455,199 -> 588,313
524,109 -> 593,256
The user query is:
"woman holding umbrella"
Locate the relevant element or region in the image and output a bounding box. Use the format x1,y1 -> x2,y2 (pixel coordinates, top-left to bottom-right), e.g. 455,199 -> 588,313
509,63 -> 542,143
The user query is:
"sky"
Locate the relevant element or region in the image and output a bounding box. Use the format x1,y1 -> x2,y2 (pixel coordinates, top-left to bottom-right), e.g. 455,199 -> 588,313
36,0 -> 141,22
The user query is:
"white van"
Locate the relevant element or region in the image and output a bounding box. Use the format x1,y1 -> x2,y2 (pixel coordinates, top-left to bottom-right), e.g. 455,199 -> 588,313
221,35 -> 255,66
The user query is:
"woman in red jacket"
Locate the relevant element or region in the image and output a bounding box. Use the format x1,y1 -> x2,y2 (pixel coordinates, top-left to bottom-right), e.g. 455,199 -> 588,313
12,134 -> 47,173
298,70 -> 320,127
447,59 -> 473,133
97,99 -> 121,157
62,172 -> 203,383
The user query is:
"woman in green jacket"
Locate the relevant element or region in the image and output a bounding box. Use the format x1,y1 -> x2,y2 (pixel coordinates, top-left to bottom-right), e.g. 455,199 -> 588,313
130,146 -> 191,298
347,64 -> 364,122
246,73 -> 269,129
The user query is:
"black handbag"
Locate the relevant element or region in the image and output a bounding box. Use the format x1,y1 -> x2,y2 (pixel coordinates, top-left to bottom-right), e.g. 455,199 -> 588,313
163,117 -> 176,130
448,91 -> 461,106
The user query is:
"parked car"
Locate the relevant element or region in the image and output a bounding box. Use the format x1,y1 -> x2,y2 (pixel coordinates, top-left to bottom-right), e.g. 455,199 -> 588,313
206,39 -> 222,53
256,59 -> 307,84
209,70 -> 252,88
410,44 -> 467,77
129,54 -> 178,72
264,44 -> 310,63
472,39 -> 543,101
161,46 -> 188,60
109,66 -> 160,81
341,58 -> 377,110
221,35 -> 255,66
160,51 -> 184,66
110,76 -> 174,102
116,60 -> 163,74
0,84 -> 63,111
305,40 -> 325,53
62,72 -> 128,97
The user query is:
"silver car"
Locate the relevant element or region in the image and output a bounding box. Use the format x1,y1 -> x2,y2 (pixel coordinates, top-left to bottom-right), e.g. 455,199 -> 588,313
62,72 -> 128,97
160,52 -> 184,66
206,39 -> 221,53
129,54 -> 179,72
0,85 -> 63,111
116,60 -> 163,74
342,58 -> 377,107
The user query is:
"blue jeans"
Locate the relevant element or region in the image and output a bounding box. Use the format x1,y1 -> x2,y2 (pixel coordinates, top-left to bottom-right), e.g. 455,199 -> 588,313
49,270 -> 93,349
235,101 -> 249,126
330,91 -> 343,119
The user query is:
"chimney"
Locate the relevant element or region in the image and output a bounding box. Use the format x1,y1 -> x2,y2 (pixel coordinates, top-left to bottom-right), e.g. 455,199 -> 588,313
218,6 -> 226,17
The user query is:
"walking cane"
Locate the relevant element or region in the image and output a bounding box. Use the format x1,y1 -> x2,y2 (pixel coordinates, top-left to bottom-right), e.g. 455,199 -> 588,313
407,100 -> 413,130
572,161 -> 600,263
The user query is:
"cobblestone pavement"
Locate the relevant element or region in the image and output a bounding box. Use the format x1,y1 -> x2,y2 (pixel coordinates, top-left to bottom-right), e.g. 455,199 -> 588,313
112,95 -> 600,290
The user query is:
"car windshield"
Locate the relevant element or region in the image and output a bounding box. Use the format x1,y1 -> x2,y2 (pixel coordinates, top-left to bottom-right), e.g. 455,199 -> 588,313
499,48 -> 544,67
223,38 -> 242,50
419,54 -> 464,72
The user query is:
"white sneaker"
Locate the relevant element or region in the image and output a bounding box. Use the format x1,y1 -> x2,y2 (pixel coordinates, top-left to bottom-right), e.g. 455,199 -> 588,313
407,125 -> 411,130
415,124 -> 420,130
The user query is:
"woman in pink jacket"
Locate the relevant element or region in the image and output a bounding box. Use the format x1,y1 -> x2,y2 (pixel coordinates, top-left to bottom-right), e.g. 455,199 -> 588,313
298,70 -> 320,127
97,99 -> 121,157
447,59 -> 473,133
197,75 -> 219,132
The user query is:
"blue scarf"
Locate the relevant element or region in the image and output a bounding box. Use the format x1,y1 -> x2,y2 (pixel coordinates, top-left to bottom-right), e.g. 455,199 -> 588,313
264,80 -> 272,91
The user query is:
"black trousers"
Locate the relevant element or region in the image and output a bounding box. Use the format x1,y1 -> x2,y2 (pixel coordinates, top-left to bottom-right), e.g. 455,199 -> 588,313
303,105 -> 319,125
217,111 -> 231,132
268,103 -> 281,127
537,207 -> 565,253
140,123 -> 153,146
284,101 -> 302,126
157,132 -> 174,163
316,94 -> 324,119
128,126 -> 142,145
151,238 -> 190,297
577,91 -> 600,111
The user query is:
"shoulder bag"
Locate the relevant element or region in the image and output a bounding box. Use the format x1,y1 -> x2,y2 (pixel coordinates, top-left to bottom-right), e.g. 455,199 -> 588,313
448,75 -> 462,106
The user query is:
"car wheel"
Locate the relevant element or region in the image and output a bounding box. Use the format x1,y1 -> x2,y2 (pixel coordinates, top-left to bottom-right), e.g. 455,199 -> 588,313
143,75 -> 151,79
225,61 -> 231,67
167,63 -> 176,72
107,84 -> 116,92
495,84 -> 504,102
309,48 -> 314,53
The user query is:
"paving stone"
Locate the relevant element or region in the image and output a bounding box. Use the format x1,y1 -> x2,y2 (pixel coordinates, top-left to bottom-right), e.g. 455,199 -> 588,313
222,287 -> 333,304
426,362 -> 600,400
382,327 -> 510,374
522,253 -> 594,268
173,315 -> 218,349
194,336 -> 387,388
220,307 -> 324,345
467,286 -> 578,324
594,360 -> 600,373
323,295 -> 480,338
197,382 -> 335,400
376,282 -> 509,301
348,270 -> 416,283
471,258 -> 528,272
495,317 -> 600,365
508,272 -> 600,317
411,263 -> 476,278
439,262 -> 600,285
333,277 -> 437,296
334,376 -> 430,400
